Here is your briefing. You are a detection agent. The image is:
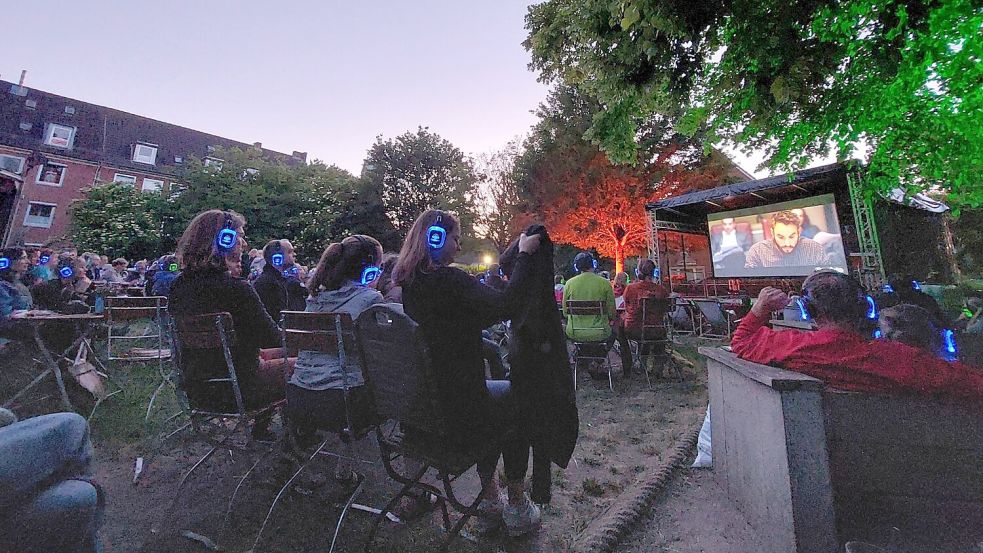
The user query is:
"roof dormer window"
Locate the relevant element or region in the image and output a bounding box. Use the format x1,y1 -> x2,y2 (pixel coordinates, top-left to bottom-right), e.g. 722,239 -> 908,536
132,143 -> 158,165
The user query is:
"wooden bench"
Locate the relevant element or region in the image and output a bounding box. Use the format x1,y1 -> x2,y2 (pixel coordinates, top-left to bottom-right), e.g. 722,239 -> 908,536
703,347 -> 983,553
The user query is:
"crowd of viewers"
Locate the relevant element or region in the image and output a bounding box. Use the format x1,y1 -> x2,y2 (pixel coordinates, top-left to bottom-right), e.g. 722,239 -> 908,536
5,204 -> 983,551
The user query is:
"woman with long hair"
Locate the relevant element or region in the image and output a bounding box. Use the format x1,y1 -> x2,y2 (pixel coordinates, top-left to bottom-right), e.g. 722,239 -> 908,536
285,235 -> 385,478
167,210 -> 283,439
0,248 -> 33,345
393,209 -> 542,537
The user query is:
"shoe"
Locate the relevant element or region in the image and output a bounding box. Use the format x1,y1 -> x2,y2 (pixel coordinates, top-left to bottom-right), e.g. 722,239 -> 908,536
503,494 -> 541,537
473,495 -> 504,535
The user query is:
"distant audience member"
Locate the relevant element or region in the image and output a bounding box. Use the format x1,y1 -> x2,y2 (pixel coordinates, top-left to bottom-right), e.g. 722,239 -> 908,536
167,210 -> 284,439
732,271 -> 983,397
126,260 -> 148,283
253,239 -> 295,321
616,259 -> 669,376
879,274 -> 948,327
878,304 -> 943,356
0,248 -> 33,346
151,255 -> 180,298
31,255 -> 91,314
29,249 -> 56,283
613,272 -> 629,298
562,252 -> 616,379
286,235 -> 385,479
281,263 -> 308,312
553,275 -> 565,305
376,253 -> 402,303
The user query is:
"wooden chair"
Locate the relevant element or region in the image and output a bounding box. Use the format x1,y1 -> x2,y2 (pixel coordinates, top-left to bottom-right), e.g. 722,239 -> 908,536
356,304 -> 505,552
629,296 -> 679,385
153,312 -> 282,543
565,299 -> 615,391
251,311 -> 375,553
105,295 -> 171,420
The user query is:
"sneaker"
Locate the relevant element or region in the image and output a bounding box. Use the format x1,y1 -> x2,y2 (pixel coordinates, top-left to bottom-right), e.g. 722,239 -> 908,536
473,495 -> 504,535
503,494 -> 541,537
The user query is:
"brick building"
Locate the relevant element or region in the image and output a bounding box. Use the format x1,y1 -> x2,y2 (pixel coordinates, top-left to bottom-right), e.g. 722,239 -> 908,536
0,80 -> 306,247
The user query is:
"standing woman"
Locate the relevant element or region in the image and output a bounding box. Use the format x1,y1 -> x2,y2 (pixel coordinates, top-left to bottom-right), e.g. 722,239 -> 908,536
393,209 -> 542,537
167,210 -> 283,439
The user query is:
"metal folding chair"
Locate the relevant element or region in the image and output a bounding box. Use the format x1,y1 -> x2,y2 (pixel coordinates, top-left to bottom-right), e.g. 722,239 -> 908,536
105,295 -> 172,420
693,299 -> 739,339
152,312 -> 282,543
565,299 -> 614,391
356,304 -> 504,552
628,297 -> 677,386
251,311 -> 375,553
669,297 -> 697,336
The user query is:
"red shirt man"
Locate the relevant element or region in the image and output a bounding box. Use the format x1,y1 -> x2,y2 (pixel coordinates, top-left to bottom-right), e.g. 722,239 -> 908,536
622,278 -> 669,335
733,275 -> 983,398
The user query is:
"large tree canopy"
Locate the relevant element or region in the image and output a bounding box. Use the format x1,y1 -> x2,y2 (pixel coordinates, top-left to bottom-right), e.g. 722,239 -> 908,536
525,0 -> 982,207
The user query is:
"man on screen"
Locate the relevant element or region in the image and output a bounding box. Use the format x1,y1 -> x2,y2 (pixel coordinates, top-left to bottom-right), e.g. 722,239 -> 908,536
744,210 -> 829,269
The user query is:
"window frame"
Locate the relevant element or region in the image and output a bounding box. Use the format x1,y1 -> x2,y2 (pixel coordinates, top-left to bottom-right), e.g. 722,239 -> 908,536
141,178 -> 164,192
132,143 -> 158,165
113,173 -> 137,186
204,157 -> 224,171
0,154 -> 26,174
24,202 -> 57,228
43,123 -> 76,149
35,162 -> 67,187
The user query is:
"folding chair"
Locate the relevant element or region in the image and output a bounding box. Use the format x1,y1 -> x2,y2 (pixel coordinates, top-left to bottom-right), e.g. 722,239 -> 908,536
692,299 -> 740,339
356,304 -> 505,552
669,297 -> 697,337
105,296 -> 171,420
565,300 -> 615,391
628,297 -> 677,386
251,311 -> 376,553
152,312 -> 282,542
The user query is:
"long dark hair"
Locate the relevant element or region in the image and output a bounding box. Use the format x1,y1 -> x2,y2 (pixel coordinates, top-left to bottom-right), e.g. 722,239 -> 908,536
177,209 -> 246,272
392,210 -> 459,287
0,248 -> 24,283
307,235 -> 382,293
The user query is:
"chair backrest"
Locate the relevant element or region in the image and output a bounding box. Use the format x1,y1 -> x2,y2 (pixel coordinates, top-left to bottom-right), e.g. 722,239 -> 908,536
639,296 -> 672,337
355,304 -> 444,435
170,312 -> 244,414
106,295 -> 167,321
694,299 -> 728,328
565,300 -> 605,317
280,310 -> 358,379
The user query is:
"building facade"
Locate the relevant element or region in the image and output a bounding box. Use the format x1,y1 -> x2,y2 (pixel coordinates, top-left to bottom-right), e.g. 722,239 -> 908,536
0,80 -> 306,246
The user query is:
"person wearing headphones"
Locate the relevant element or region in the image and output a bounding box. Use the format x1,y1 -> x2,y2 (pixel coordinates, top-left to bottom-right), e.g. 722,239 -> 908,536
392,209 -> 542,537
562,252 -> 617,380
733,271 -> 983,397
616,259 -> 669,377
285,235 -> 385,478
31,255 -> 91,314
151,254 -> 180,298
167,210 -> 284,440
253,239 -> 296,320
0,248 -> 33,347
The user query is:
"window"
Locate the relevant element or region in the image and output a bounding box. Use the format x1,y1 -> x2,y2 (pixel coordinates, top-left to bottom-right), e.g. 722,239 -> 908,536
132,143 -> 158,165
36,163 -> 66,186
24,202 -> 56,228
174,156 -> 183,164
204,157 -> 223,171
113,173 -> 136,186
0,154 -> 25,174
43,124 -> 76,149
141,178 -> 163,192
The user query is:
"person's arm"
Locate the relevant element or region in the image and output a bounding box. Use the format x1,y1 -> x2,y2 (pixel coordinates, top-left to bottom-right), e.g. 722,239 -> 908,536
450,252 -> 534,329
865,341 -> 983,399
252,277 -> 279,320
731,287 -> 804,365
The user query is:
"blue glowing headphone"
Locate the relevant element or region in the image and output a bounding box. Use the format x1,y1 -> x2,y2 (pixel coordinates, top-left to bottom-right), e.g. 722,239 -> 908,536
215,213 -> 238,253
634,259 -> 658,279
912,280 -> 922,291
882,284 -> 895,293
58,258 -> 75,279
573,252 -> 597,273
865,295 -> 879,320
39,253 -> 51,265
0,256 -> 9,271
353,235 -> 381,286
282,265 -> 300,278
426,212 -> 447,250
270,240 -> 285,268
942,328 -> 958,358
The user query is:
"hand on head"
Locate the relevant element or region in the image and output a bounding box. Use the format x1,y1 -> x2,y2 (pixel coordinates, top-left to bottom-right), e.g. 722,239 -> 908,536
752,286 -> 790,317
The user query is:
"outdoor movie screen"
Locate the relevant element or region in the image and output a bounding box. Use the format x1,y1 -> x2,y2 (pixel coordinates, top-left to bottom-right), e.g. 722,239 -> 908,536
706,194 -> 848,278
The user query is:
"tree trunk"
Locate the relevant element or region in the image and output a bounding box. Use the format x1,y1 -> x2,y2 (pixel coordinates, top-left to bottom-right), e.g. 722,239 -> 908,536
614,242 -> 625,275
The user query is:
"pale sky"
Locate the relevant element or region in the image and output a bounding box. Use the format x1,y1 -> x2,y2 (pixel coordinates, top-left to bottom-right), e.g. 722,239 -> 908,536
2,0 -> 775,177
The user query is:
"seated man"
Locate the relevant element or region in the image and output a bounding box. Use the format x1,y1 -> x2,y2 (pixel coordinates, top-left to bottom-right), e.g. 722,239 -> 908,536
252,239 -> 295,320
616,259 -> 669,376
0,410 -> 104,553
733,271 -> 983,397
562,252 -> 616,379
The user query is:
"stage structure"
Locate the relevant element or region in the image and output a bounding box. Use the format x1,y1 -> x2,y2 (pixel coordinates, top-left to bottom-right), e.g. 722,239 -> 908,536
645,162 -> 953,296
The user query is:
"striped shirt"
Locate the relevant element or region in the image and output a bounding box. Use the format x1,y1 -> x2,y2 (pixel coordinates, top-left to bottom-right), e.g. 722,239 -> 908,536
744,237 -> 829,268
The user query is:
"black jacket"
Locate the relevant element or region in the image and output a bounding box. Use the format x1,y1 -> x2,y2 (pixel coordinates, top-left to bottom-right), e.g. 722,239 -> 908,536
284,276 -> 308,312
500,225 -> 579,468
253,265 -> 289,322
168,267 -> 281,410
402,254 -> 532,448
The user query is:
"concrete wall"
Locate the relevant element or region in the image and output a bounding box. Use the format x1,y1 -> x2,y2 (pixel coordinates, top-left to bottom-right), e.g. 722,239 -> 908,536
703,347 -> 838,553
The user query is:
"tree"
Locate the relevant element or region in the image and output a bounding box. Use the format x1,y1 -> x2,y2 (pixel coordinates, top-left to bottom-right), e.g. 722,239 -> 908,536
364,127 -> 482,239
525,0 -> 983,206
474,139 -> 533,252
68,182 -> 169,261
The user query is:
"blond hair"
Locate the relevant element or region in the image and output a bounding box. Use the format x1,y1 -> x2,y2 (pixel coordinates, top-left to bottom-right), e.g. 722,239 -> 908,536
177,209 -> 246,272
392,210 -> 459,287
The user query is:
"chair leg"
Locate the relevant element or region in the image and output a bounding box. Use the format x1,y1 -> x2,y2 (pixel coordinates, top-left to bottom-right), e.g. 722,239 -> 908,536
438,476 -> 485,552
151,445 -> 219,535
365,463 -> 429,552
606,355 -> 614,392
252,438 -> 329,551
329,472 -> 364,553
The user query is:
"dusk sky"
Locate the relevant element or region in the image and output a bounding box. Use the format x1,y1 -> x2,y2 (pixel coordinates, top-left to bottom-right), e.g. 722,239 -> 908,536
2,0 -> 768,176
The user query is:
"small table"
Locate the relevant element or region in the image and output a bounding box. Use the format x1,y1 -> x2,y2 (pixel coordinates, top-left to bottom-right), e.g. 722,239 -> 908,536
3,312 -> 108,413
